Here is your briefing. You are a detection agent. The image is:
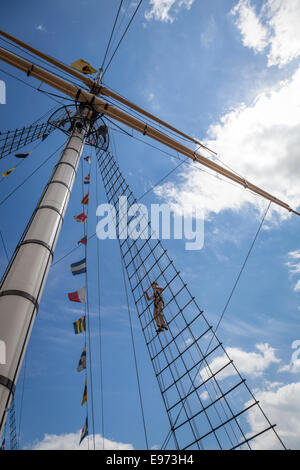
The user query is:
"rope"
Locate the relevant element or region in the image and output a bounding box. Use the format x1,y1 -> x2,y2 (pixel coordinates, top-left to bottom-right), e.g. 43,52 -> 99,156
214,200 -> 272,336
128,242 -> 179,449
101,147 -> 264,448
0,142 -> 64,208
0,230 -> 9,263
95,151 -> 105,449
160,200 -> 273,449
98,148 -> 201,449
96,148 -> 179,449
0,139 -> 44,181
101,0 -> 124,71
96,146 -> 150,449
105,118 -> 264,204
102,0 -> 144,78
80,156 -> 96,449
0,66 -> 74,106
51,153 -> 184,267
0,37 -> 86,90
99,148 -> 272,450
137,158 -> 185,203
102,0 -> 132,71
120,255 -> 150,449
100,90 -> 195,146
137,244 -> 205,450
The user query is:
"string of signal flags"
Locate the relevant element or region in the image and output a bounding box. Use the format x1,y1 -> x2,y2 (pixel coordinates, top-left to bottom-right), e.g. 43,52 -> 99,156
67,152 -> 92,446
0,100 -> 96,181
1,133 -> 49,179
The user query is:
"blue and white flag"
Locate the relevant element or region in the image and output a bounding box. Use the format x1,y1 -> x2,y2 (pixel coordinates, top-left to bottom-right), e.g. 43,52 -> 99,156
70,258 -> 86,276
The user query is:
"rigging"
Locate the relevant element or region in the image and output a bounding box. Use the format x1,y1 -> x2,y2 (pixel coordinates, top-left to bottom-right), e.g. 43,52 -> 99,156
0,22 -> 296,449
102,0 -> 144,78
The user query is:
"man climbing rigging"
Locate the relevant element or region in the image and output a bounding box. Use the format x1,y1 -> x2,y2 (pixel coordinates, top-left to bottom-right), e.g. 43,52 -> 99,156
144,281 -> 168,333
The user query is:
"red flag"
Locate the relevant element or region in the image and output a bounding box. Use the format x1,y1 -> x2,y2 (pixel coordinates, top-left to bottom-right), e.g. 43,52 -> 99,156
74,212 -> 87,223
78,235 -> 87,245
68,287 -> 86,303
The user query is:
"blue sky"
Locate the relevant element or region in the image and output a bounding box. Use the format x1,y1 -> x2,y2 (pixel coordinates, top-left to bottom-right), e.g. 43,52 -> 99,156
1,0 -> 300,450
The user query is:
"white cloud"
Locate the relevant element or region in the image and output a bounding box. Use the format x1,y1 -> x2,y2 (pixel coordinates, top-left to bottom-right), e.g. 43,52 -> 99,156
200,343 -> 280,381
288,250 -> 300,260
197,344 -> 300,449
279,360 -> 300,374
25,431 -> 134,450
265,0 -> 300,67
246,381 -> 300,449
183,337 -> 193,348
155,64 -> 300,219
231,0 -> 269,52
200,390 -> 209,401
36,24 -> 46,32
278,340 -> 300,373
146,91 -> 161,111
145,0 -> 194,23
285,250 -> 300,292
200,16 -> 216,48
231,0 -> 300,67
294,280 -> 300,292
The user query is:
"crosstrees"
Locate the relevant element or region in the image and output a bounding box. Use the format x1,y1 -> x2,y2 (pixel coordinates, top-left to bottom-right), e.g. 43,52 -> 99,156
97,148 -> 286,450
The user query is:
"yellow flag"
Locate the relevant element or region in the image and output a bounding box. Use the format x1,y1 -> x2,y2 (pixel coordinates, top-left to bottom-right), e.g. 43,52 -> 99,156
2,167 -> 15,178
70,59 -> 97,75
81,376 -> 87,406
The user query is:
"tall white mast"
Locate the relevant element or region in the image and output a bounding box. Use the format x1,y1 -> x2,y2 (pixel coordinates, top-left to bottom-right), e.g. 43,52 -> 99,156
0,29 -> 299,441
0,106 -> 91,436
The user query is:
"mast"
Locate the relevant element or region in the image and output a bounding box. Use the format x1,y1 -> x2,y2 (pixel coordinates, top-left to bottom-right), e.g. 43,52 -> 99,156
0,105 -> 92,436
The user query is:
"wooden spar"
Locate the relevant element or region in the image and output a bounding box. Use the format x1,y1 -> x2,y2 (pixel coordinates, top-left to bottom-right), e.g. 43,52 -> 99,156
0,28 -> 94,88
0,45 -> 299,216
99,87 -> 217,155
0,29 -> 215,154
